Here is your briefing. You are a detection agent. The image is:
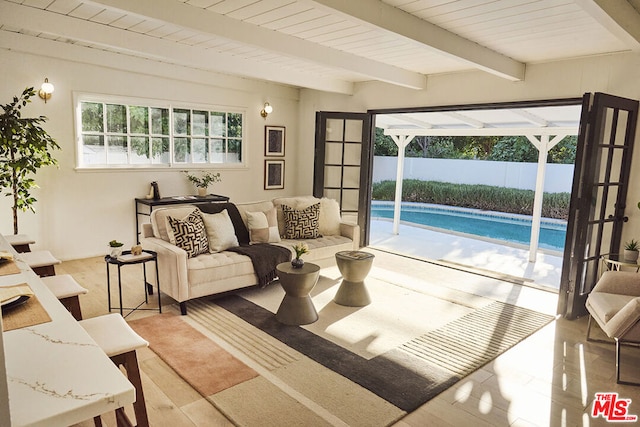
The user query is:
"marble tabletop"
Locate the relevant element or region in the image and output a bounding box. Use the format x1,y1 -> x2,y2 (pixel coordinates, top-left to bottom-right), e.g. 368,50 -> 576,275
0,240 -> 135,426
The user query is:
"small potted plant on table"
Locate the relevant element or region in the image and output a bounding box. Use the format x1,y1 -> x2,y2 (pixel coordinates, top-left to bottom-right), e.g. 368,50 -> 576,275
623,239 -> 639,262
183,170 -> 221,197
109,240 -> 124,258
291,243 -> 309,268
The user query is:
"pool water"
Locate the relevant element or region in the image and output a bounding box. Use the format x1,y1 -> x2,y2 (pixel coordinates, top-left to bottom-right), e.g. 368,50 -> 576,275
371,202 -> 567,252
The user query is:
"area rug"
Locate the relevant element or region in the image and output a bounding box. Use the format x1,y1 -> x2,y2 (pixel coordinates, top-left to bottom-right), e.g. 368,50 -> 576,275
130,272 -> 554,426
128,313 -> 259,396
131,308 -> 404,426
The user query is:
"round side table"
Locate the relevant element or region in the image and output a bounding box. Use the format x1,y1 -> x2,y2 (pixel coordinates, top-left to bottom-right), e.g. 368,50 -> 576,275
105,249 -> 161,317
275,262 -> 320,325
334,251 -> 375,307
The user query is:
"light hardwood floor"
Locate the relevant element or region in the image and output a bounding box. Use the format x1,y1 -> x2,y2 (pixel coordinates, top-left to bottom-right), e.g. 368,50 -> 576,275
61,254 -> 640,427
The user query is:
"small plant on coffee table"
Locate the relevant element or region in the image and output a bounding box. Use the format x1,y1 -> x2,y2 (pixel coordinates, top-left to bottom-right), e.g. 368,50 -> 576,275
291,243 -> 309,268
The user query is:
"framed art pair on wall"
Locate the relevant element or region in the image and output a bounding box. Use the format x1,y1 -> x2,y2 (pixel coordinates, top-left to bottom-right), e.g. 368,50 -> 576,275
264,126 -> 285,189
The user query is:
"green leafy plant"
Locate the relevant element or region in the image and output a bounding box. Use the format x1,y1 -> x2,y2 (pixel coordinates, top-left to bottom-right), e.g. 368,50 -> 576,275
109,240 -> 124,248
624,239 -> 639,251
182,170 -> 221,188
0,88 -> 60,234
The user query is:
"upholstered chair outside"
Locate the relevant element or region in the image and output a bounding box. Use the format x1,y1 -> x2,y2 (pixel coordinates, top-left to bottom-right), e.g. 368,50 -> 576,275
585,270 -> 640,385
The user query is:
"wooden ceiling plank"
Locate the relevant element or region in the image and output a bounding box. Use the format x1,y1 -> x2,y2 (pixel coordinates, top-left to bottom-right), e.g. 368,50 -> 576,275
22,0 -> 55,8
84,0 -> 427,89
225,0 -> 296,21
278,14 -> 347,36
46,0 -> 83,14
67,2 -> 104,19
310,0 -> 525,81
128,19 -> 165,35
108,14 -> 145,30
90,8 -> 125,25
245,2 -> 313,26
260,7 -> 327,30
207,0 -> 273,15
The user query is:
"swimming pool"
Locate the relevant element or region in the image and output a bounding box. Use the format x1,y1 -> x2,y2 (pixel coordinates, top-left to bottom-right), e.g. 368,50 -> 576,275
370,201 -> 567,252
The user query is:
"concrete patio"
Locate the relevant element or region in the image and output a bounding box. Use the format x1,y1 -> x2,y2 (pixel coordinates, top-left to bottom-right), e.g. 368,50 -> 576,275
368,219 -> 563,292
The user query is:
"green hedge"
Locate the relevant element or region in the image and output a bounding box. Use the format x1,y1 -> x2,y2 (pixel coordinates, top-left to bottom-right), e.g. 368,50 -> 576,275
372,180 -> 570,220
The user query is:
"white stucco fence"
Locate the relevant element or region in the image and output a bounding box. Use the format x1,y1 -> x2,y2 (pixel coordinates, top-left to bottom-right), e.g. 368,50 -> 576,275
373,156 -> 574,193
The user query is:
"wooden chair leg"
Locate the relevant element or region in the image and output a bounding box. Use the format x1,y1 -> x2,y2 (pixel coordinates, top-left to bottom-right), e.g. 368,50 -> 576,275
111,351 -> 149,427
60,296 -> 83,320
115,408 -> 135,427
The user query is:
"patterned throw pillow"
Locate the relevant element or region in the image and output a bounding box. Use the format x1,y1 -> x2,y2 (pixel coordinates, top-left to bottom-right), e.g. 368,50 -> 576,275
166,210 -> 209,258
282,203 -> 320,239
247,208 -> 281,244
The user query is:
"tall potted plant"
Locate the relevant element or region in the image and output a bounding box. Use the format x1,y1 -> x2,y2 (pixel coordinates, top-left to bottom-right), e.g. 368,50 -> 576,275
0,88 -> 60,234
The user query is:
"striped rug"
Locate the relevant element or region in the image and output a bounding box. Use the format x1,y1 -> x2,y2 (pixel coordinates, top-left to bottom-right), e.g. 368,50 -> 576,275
399,300 -> 556,377
185,292 -> 555,414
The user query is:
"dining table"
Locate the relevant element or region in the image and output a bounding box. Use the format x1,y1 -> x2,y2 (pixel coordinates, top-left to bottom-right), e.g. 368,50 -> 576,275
0,236 -> 135,427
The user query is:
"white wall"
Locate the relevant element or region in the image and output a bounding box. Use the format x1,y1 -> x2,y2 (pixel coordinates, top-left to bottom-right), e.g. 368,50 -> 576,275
0,49 -> 304,260
373,157 -> 574,193
3,47 -> 640,259
299,52 -> 640,244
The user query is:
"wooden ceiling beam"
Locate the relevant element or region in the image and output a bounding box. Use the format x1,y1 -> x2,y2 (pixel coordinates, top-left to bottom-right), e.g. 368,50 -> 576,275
575,0 -> 640,51
86,0 -> 427,90
310,0 -> 526,81
0,2 -> 354,94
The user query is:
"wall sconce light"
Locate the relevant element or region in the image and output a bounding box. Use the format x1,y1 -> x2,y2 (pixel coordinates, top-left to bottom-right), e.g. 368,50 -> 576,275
38,78 -> 55,103
260,102 -> 273,119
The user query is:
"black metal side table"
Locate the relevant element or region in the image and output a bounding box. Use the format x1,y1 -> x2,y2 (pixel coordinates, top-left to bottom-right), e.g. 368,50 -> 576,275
105,249 -> 161,317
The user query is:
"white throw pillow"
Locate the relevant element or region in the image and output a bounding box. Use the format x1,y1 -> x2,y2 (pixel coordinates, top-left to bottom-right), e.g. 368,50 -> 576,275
319,197 -> 341,236
201,209 -> 239,253
247,208 -> 281,244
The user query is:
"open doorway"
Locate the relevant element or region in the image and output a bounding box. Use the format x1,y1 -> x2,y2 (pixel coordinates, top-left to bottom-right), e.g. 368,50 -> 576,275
367,99 -> 582,291
314,94 -> 638,301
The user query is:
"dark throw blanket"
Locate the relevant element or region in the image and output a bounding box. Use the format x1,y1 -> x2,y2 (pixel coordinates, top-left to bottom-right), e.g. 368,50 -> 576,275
227,244 -> 292,288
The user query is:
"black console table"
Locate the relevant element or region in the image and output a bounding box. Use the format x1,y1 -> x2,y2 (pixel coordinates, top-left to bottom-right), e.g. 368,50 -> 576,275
135,194 -> 229,243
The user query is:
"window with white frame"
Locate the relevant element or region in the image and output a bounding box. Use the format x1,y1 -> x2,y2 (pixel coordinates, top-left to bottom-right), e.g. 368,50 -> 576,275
76,96 -> 244,168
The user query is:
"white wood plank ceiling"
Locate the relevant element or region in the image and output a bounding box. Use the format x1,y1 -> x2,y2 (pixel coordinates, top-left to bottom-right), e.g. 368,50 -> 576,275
1,0 -> 639,95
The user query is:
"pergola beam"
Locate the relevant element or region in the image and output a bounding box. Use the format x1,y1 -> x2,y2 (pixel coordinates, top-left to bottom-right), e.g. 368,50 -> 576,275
384,127 -> 578,137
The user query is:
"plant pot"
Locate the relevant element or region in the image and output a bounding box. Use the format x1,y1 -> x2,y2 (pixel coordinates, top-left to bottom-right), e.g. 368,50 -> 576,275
291,258 -> 304,269
197,187 -> 207,197
110,246 -> 123,258
623,249 -> 639,263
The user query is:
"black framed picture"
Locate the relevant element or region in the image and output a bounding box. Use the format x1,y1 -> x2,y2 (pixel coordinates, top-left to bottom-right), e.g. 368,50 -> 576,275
264,159 -> 284,190
265,126 -> 285,156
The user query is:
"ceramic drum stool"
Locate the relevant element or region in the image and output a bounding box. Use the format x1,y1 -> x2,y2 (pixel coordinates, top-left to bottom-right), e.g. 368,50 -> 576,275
334,251 -> 375,307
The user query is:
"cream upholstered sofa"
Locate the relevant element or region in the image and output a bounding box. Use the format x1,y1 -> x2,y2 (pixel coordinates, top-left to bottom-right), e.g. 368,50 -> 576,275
141,196 -> 359,314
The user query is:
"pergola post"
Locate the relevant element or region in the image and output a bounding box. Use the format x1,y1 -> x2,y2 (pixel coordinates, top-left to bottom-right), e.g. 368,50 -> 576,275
391,135 -> 414,234
526,134 -> 566,262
